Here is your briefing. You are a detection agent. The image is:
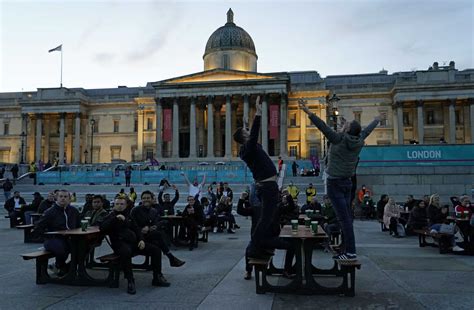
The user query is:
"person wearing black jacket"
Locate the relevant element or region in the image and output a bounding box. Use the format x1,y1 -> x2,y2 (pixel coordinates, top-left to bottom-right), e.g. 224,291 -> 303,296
38,192 -> 55,214
24,192 -> 43,224
182,195 -> 205,250
4,191 -> 27,225
2,178 -> 13,200
34,190 -> 80,275
100,197 -> 166,294
157,185 -> 179,216
130,191 -> 185,281
406,200 -> 429,234
376,194 -> 389,220
233,96 -> 287,259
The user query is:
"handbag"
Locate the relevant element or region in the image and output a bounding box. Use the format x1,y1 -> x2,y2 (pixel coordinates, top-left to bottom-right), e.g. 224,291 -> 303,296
439,223 -> 455,235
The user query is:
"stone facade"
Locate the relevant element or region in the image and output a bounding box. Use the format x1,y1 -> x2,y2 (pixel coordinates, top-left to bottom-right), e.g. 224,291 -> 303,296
0,12 -> 473,164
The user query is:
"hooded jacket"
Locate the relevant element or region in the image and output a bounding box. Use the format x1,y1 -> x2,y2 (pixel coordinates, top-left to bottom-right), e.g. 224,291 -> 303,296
308,114 -> 379,178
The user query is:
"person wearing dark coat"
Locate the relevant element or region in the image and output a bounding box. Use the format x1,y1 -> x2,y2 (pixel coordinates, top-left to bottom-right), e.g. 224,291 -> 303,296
130,191 -> 185,282
100,197 -> 169,294
38,192 -> 55,214
24,192 -> 43,224
157,185 -> 179,216
406,200 -> 429,234
182,195 -> 205,250
376,194 -> 389,220
34,190 -> 80,275
4,191 -> 27,225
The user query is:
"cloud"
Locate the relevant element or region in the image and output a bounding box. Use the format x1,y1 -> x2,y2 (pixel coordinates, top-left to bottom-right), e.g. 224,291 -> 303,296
93,53 -> 116,64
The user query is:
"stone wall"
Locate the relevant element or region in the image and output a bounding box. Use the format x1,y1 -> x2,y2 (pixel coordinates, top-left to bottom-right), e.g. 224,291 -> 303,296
357,166 -> 474,204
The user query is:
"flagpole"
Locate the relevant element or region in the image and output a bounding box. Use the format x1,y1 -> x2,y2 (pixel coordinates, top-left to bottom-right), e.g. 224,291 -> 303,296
60,47 -> 63,88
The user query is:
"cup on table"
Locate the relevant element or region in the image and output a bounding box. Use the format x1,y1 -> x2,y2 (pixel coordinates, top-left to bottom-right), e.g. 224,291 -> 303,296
311,221 -> 319,235
80,220 -> 89,231
291,219 -> 299,231
164,210 -> 169,217
304,217 -> 311,228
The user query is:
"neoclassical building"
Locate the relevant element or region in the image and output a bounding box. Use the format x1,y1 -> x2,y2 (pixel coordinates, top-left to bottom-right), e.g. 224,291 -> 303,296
0,9 -> 473,164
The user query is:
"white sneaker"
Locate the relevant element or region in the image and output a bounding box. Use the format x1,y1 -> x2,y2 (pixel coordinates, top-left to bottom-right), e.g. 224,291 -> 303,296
48,263 -> 59,274
452,245 -> 464,252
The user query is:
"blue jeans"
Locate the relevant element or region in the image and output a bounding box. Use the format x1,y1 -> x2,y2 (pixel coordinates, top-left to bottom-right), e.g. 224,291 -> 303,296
327,178 -> 356,254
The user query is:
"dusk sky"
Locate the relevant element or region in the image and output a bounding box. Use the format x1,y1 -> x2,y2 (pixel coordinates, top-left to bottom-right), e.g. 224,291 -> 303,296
1,0 -> 472,92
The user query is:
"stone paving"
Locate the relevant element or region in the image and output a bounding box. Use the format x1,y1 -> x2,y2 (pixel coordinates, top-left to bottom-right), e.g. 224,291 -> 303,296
1,207 -> 473,309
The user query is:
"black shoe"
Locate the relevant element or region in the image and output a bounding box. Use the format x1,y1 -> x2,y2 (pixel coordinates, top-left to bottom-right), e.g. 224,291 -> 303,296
227,229 -> 235,234
169,255 -> 185,267
152,274 -> 171,287
234,224 -> 240,229
244,271 -> 252,280
127,279 -> 136,295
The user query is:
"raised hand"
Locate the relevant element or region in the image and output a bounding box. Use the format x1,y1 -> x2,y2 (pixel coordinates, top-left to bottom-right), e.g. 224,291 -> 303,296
138,240 -> 145,250
255,96 -> 262,116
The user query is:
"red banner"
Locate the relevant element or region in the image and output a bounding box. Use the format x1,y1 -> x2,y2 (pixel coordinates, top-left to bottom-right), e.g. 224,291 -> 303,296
269,105 -> 279,139
163,109 -> 172,142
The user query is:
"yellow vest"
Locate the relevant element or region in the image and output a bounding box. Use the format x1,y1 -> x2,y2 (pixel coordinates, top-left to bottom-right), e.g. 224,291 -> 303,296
287,185 -> 299,199
306,187 -> 316,202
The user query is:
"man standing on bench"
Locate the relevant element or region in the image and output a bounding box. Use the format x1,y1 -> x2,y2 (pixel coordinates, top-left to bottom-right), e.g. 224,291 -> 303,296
233,95 -> 289,259
299,99 -> 382,261
35,189 -> 80,276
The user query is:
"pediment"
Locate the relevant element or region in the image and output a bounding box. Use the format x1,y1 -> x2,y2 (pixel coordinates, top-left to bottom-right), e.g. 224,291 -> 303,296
161,69 -> 275,84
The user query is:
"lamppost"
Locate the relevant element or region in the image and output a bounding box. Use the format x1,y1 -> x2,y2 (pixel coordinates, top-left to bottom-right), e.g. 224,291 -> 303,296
90,119 -> 95,164
20,131 -> 26,164
84,150 -> 88,164
138,105 -> 145,161
328,94 -> 340,131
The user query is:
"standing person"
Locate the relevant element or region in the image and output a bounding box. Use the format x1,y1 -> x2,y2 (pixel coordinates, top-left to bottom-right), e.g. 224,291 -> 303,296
34,190 -> 80,276
277,156 -> 284,176
305,183 -> 317,204
11,164 -> 19,184
128,187 -> 137,203
299,99 -> 381,261
233,95 -> 289,258
291,161 -> 299,177
124,166 -> 132,187
29,162 -> 38,185
181,172 -> 206,201
2,178 -> 13,201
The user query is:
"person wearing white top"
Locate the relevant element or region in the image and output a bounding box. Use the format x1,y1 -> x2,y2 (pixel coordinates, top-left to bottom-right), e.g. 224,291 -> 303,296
181,172 -> 206,201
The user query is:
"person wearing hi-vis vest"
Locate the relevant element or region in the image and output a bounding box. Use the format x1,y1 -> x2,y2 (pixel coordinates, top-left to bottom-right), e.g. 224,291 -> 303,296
305,183 -> 317,203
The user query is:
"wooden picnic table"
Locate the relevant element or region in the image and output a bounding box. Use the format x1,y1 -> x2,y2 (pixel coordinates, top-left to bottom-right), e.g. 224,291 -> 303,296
44,226 -> 114,286
446,216 -> 473,253
161,215 -> 184,245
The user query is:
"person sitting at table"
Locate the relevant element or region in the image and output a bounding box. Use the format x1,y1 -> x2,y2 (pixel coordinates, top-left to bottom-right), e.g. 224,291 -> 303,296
182,195 -> 205,250
100,197 -> 168,294
427,194 -> 448,227
34,189 -> 80,276
4,191 -> 27,225
83,195 -> 108,226
38,191 -> 55,214
321,195 -> 341,250
406,199 -> 429,235
454,195 -> 472,246
131,190 -> 185,277
215,196 -> 237,233
157,184 -> 179,216
278,191 -> 298,227
300,196 -> 322,214
383,198 -> 405,238
201,197 -> 217,231
24,192 -> 43,224
81,194 -> 93,217
404,195 -> 418,212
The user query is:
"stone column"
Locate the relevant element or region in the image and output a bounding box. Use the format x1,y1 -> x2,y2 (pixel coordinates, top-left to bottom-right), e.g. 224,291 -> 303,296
448,99 -> 456,144
154,99 -> 163,158
243,94 -> 249,126
207,96 -> 214,157
21,114 -> 28,164
137,107 -> 144,160
279,95 -> 288,156
59,113 -> 65,164
189,97 -> 197,158
261,95 -> 268,152
43,117 -> 50,162
35,114 -> 43,163
225,95 -> 232,157
416,100 -> 424,144
300,106 -> 307,158
396,101 -> 404,144
74,113 -> 81,163
197,103 -> 205,157
215,103 -> 222,156
172,98 -> 180,157
470,98 -> 474,143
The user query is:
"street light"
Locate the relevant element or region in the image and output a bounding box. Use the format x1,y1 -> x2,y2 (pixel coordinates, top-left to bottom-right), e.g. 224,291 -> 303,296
328,94 -> 341,131
138,105 -> 145,161
20,131 -> 27,164
90,119 -> 95,164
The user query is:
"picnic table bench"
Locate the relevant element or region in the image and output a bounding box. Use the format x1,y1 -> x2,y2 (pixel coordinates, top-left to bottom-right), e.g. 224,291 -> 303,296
16,224 -> 43,243
414,228 -> 452,254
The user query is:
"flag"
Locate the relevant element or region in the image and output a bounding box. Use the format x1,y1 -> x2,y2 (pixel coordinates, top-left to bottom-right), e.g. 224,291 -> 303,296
163,109 -> 172,142
48,45 -> 62,53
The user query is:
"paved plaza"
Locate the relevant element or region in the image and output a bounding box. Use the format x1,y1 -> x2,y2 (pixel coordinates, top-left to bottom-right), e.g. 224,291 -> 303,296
1,188 -> 473,310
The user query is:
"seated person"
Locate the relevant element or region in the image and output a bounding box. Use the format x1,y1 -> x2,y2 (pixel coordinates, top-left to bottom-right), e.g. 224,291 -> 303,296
278,192 -> 298,227
406,200 -> 429,234
157,185 -> 179,216
100,197 -> 170,294
404,195 -> 418,212
83,195 -> 108,226
321,195 -> 341,249
376,194 -> 389,221
362,193 -> 375,219
38,192 -> 55,214
130,191 -> 185,283
300,196 -> 322,214
201,197 -> 217,231
4,191 -> 27,225
34,190 -> 80,276
24,192 -> 43,224
215,196 -> 237,233
383,198 -> 405,237
182,195 -> 205,250
454,195 -> 472,244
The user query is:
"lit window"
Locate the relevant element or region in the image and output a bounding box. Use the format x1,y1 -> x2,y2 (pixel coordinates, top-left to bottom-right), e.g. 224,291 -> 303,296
289,145 -> 298,157
290,113 -> 297,126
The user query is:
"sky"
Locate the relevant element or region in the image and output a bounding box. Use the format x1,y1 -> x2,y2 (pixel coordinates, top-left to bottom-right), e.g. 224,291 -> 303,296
0,0 -> 473,92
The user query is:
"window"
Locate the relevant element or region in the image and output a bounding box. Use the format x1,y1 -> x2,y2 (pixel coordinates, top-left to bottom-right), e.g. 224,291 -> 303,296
93,120 -> 99,133
426,110 -> 435,125
379,112 -> 387,127
134,119 -> 138,132
290,113 -> 297,126
147,117 -> 153,130
113,120 -> 120,133
354,112 -> 361,123
455,110 -> 463,125
289,145 -> 298,157
3,123 -> 9,135
309,145 -> 318,157
403,112 -> 410,126
111,147 -> 121,159
146,148 -> 154,160
0,150 -> 9,162
223,54 -> 229,70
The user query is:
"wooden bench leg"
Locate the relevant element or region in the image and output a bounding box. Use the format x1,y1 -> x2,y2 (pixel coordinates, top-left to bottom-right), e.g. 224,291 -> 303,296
35,257 -> 49,285
254,265 -> 265,294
